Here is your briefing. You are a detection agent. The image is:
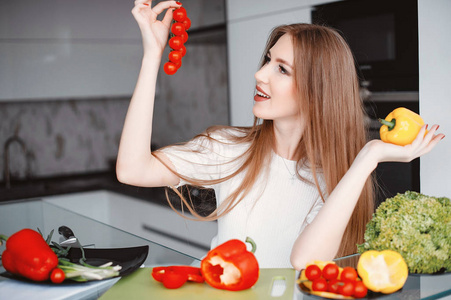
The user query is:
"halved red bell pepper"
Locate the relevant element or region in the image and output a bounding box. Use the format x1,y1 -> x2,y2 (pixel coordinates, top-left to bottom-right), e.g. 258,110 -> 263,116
201,237 -> 259,291
151,265 -> 204,289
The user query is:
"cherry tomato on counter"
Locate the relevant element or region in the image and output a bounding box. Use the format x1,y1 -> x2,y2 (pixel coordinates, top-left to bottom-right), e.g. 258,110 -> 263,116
312,278 -> 328,292
305,264 -> 322,281
322,263 -> 339,280
50,268 -> 65,284
353,281 -> 368,298
340,266 -> 358,282
327,278 -> 340,294
338,280 -> 355,297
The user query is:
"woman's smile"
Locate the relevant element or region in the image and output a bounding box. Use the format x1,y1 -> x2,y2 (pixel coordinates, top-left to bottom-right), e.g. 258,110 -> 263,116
254,86 -> 271,101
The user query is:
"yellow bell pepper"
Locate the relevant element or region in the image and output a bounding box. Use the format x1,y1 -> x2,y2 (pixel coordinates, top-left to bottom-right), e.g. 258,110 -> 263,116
379,107 -> 425,146
357,250 -> 408,294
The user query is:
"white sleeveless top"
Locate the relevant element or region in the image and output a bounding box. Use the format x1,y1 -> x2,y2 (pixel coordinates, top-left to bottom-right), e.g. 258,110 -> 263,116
161,128 -> 325,268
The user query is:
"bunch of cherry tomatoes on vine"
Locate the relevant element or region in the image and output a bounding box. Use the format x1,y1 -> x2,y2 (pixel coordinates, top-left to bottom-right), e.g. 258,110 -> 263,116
164,3 -> 191,75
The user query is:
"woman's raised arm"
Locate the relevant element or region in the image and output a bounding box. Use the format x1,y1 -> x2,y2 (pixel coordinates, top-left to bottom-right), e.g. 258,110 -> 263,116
116,0 -> 181,187
290,125 -> 445,270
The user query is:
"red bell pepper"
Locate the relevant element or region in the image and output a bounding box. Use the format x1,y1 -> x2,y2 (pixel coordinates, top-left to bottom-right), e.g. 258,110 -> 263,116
151,265 -> 204,289
201,237 -> 259,291
1,228 -> 59,281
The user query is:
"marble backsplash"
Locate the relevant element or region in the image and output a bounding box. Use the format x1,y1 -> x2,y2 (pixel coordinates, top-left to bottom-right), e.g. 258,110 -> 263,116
0,43 -> 229,182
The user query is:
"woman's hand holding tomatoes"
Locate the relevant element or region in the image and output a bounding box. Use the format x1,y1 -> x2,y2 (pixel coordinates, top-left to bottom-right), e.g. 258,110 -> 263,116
131,1 -> 182,56
131,1 -> 190,75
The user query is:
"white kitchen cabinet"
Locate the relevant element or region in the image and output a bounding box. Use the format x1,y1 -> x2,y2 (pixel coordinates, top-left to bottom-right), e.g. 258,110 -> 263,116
0,0 -> 225,40
44,190 -> 218,259
0,0 -> 139,40
0,0 -> 141,101
0,42 -> 142,100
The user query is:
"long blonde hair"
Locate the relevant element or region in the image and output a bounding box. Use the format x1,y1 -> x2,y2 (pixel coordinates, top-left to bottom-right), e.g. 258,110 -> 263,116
155,23 -> 375,257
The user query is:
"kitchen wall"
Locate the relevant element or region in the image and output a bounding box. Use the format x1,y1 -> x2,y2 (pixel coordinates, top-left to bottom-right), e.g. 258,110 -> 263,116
0,98 -> 129,180
0,0 -> 228,182
418,0 -> 451,197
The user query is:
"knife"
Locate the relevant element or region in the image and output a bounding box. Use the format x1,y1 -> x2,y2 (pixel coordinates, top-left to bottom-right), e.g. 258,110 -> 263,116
58,225 -> 83,248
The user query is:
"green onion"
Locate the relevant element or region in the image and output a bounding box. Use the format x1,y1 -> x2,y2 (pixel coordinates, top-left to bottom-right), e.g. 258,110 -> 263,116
57,259 -> 121,282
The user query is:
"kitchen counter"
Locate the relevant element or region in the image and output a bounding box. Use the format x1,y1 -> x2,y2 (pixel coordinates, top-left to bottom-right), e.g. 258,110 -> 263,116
1,199 -> 450,300
0,171 -> 216,216
0,171 -> 165,202
0,198 -> 200,300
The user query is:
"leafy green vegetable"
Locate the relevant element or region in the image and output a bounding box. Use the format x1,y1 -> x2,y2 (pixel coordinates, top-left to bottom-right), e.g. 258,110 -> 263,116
357,191 -> 451,274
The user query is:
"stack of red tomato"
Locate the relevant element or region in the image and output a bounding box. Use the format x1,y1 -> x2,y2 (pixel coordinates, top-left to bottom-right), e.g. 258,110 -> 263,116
304,262 -> 368,298
164,5 -> 191,75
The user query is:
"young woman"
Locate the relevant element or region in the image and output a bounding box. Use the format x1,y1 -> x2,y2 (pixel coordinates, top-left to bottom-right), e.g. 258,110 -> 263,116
116,0 -> 444,269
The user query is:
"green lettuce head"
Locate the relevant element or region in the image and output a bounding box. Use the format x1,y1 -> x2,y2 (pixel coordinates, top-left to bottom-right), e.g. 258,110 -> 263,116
357,191 -> 451,274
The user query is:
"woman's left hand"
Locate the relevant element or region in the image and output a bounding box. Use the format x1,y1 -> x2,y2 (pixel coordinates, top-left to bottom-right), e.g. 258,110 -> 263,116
366,124 -> 445,165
